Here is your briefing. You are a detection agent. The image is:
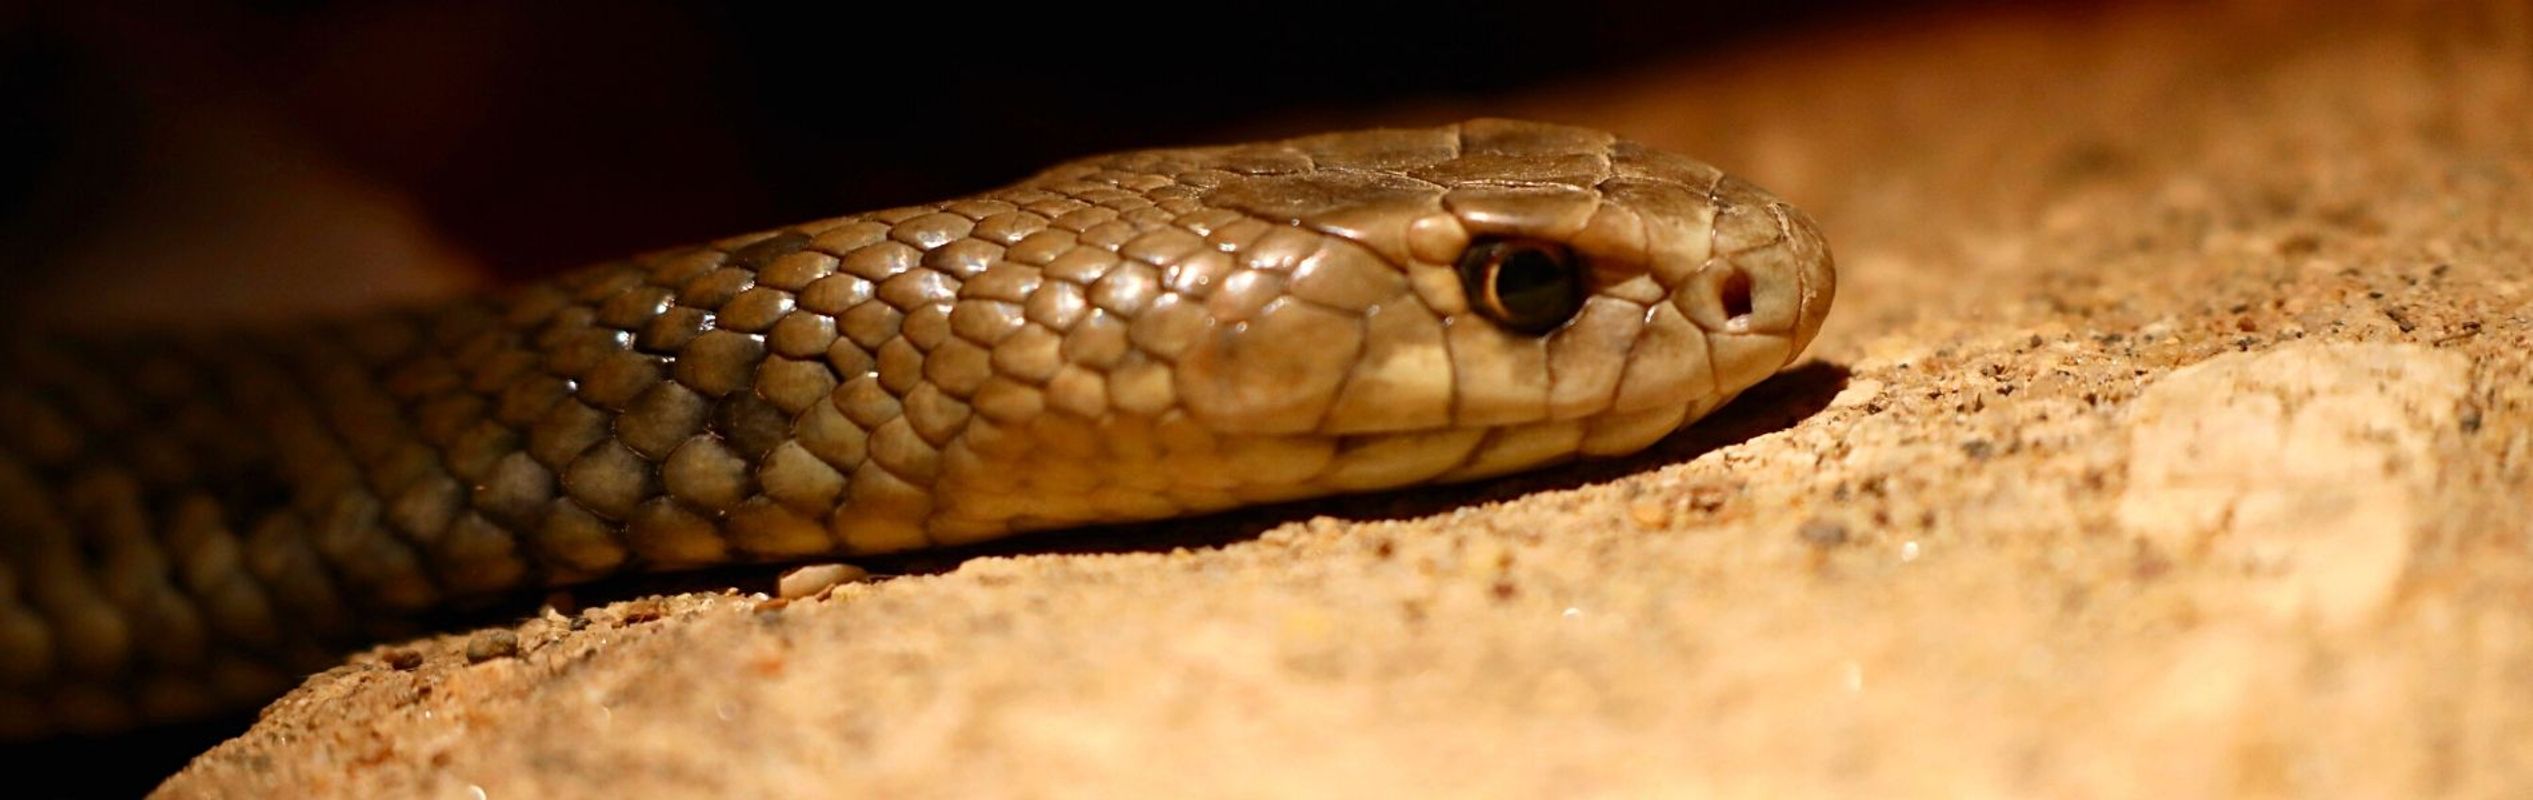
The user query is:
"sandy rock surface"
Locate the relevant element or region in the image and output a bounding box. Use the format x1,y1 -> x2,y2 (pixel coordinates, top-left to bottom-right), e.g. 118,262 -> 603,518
161,2 -> 2533,797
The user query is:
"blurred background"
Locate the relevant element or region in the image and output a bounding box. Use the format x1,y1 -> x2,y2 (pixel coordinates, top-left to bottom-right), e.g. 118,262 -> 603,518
0,0 -> 2021,325
8,1 -> 2529,796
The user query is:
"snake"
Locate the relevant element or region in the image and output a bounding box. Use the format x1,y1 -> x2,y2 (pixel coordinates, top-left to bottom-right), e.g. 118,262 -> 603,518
0,119 -> 1834,737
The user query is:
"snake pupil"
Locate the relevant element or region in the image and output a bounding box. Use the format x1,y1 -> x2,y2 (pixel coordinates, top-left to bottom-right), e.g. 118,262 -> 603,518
1460,239 -> 1586,335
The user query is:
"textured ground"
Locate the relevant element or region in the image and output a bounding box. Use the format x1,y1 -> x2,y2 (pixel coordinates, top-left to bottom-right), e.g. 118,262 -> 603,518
154,1 -> 2533,797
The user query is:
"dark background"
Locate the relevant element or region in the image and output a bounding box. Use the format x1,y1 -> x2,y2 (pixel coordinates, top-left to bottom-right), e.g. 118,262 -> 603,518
0,0 -> 2005,285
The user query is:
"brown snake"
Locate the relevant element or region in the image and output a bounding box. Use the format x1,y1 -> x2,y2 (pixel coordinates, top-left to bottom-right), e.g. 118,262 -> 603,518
0,119 -> 1833,736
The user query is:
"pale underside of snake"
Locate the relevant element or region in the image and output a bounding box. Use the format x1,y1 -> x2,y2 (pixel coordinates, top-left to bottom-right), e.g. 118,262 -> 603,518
0,119 -> 1834,737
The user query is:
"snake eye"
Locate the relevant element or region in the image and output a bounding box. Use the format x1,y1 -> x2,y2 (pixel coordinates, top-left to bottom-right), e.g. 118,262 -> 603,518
1458,239 -> 1586,335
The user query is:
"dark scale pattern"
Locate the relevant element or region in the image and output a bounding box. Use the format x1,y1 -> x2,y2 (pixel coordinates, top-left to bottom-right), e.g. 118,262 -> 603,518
0,119 -> 1835,736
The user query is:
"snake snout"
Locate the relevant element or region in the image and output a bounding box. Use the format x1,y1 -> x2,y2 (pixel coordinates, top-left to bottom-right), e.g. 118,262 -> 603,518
1677,181 -> 1837,396
1782,207 -> 1837,363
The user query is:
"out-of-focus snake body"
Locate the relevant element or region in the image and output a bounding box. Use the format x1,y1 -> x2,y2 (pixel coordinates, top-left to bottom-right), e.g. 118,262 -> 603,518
0,119 -> 1833,736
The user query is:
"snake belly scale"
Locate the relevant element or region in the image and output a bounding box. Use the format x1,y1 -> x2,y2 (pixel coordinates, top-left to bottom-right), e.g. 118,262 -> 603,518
0,119 -> 1834,735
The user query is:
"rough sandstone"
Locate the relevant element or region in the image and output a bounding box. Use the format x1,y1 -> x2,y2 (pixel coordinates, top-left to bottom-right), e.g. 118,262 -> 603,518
162,2 -> 2533,796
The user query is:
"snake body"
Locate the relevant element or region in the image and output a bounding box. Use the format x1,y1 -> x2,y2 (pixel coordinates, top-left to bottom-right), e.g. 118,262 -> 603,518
0,119 -> 1833,736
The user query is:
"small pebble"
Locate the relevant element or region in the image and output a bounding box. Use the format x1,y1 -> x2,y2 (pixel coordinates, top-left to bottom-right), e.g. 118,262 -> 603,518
383,648 -> 424,671
1626,498 -> 1671,530
619,598 -> 666,625
778,563 -> 871,599
1798,518 -> 1850,547
465,630 -> 520,663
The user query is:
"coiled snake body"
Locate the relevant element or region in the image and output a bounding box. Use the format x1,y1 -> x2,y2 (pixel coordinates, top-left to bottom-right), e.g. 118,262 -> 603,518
0,120 -> 1833,736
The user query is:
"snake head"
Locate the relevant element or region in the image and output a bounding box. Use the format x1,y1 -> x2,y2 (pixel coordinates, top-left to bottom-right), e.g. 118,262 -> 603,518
1163,119 -> 1835,443
926,119 -> 1833,536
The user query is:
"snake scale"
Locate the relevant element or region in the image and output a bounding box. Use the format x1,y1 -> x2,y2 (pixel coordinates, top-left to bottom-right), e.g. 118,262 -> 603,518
0,119 -> 1833,737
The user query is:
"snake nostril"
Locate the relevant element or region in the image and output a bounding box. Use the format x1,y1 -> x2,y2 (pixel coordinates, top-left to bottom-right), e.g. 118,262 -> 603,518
1717,267 -> 1755,330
